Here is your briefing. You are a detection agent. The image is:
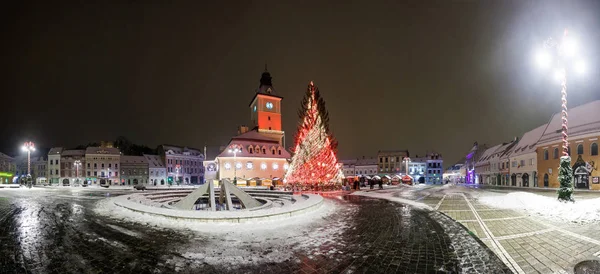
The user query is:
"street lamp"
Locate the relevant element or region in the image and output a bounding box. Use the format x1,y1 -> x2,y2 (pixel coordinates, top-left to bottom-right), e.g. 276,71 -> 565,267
534,29 -> 586,201
228,146 -> 241,185
21,142 -> 35,180
74,160 -> 81,184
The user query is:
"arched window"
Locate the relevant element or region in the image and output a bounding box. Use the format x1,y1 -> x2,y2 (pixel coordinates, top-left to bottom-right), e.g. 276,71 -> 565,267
592,143 -> 598,156
262,148 -> 266,154
577,144 -> 584,155
553,148 -> 559,159
248,146 -> 253,154
543,149 -> 548,160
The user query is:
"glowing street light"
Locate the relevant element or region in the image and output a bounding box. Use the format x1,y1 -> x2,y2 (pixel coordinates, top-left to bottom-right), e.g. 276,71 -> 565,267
534,29 -> 587,201
21,142 -> 35,178
228,146 -> 241,185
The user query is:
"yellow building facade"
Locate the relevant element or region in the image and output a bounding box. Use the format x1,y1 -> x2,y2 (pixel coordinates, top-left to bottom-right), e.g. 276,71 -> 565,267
535,101 -> 600,190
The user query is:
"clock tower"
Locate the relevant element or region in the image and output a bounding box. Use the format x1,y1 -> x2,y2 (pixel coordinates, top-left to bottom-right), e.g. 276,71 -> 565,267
249,69 -> 284,146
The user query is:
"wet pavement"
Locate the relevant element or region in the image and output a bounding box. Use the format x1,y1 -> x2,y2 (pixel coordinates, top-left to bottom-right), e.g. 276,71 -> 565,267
0,187 -> 509,273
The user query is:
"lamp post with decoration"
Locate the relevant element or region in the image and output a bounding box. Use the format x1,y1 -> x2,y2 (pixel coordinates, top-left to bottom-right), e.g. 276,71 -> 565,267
534,29 -> 587,202
228,146 -> 241,186
21,142 -> 35,186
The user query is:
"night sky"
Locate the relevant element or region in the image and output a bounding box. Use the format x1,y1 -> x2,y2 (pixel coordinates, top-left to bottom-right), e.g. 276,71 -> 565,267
2,1 -> 600,166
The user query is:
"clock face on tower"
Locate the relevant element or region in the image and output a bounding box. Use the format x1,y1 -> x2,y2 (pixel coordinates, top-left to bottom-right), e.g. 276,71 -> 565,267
266,102 -> 273,109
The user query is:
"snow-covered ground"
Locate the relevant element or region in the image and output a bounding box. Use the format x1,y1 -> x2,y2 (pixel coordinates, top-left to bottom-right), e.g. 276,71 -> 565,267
479,191 -> 600,224
95,197 -> 353,268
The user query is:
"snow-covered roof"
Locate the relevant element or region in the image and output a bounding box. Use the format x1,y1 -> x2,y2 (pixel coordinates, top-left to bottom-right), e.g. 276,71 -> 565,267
143,154 -> 165,168
509,124 -> 547,157
538,100 -> 600,145
496,140 -> 518,160
356,157 -> 378,166
476,144 -> 502,165
121,155 -> 148,165
85,147 -> 120,155
159,145 -> 203,157
217,129 -> 290,159
48,147 -> 63,155
0,152 -> 14,160
62,150 -> 85,157
340,157 -> 378,166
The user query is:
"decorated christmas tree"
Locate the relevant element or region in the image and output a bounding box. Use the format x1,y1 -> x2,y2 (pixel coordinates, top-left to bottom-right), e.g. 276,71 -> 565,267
284,81 -> 344,189
557,156 -> 574,202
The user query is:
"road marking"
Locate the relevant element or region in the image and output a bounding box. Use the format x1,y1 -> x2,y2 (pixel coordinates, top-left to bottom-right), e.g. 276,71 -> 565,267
434,194 -> 446,210
480,216 -> 527,221
494,228 -> 555,240
461,193 -> 524,274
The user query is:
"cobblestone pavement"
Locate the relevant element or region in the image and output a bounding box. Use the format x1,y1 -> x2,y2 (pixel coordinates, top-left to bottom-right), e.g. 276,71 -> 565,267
381,184 -> 600,274
0,187 -> 509,273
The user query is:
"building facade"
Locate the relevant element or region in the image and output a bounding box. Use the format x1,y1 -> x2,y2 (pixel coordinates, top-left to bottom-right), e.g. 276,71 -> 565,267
508,124 -> 546,188
536,101 -> 600,190
425,152 -> 443,184
60,150 -> 86,186
377,150 -> 409,174
463,142 -> 488,184
120,156 -> 149,185
85,147 -> 121,185
47,147 -> 63,185
355,157 -> 378,177
214,70 -> 291,186
144,154 -> 167,186
0,152 -> 15,184
158,145 -> 204,185
407,156 -> 427,184
475,145 -> 498,186
443,162 -> 464,184
32,157 -> 47,184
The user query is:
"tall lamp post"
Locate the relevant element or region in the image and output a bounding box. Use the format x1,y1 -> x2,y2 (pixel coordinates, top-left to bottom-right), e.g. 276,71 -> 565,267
74,160 -> 81,184
21,142 -> 35,183
535,29 -> 586,201
228,146 -> 240,185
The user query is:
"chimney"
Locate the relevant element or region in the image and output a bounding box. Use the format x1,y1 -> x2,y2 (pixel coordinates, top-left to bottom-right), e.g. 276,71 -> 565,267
238,125 -> 249,135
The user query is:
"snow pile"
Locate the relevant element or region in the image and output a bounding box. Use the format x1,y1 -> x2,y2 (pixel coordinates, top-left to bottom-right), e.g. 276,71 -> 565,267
94,196 -> 333,233
479,191 -> 600,224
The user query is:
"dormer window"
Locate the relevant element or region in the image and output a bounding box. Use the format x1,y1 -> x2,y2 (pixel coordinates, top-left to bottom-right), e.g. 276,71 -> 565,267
248,146 -> 254,154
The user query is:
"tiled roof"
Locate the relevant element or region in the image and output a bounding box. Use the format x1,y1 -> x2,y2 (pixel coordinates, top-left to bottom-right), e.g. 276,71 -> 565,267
538,100 -> 600,145
509,124 -> 547,157
143,154 -> 165,168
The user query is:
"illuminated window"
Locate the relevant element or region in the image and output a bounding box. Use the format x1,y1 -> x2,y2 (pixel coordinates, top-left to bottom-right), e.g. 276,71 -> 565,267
260,163 -> 267,170
224,163 -> 231,170
246,162 -> 253,169
272,163 -> 279,170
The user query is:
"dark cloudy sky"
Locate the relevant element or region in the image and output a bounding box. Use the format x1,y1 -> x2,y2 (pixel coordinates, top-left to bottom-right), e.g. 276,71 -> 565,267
2,1 -> 600,166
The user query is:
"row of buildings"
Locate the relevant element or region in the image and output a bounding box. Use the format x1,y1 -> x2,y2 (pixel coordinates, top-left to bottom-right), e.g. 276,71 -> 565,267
340,150 -> 444,184
447,100 -> 600,190
3,144 -> 205,186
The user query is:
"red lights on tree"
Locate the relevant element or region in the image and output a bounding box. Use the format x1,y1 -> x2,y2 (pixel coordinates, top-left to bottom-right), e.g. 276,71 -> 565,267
284,81 -> 344,188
